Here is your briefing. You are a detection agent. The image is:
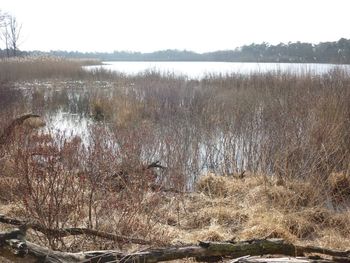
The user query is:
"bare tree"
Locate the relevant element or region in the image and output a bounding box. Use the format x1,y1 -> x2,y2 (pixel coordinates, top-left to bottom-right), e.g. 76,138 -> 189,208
7,16 -> 22,56
0,13 -> 22,57
0,10 -> 7,27
1,26 -> 10,58
0,10 -> 9,57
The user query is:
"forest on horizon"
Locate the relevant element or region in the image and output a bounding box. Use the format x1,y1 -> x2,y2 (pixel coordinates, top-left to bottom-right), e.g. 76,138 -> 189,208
3,38 -> 349,64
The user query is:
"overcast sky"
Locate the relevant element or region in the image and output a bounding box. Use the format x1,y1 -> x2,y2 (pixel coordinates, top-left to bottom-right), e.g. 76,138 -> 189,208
1,0 -> 350,53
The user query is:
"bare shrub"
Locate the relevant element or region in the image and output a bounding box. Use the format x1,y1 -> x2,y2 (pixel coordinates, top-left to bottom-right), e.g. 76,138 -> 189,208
9,132 -> 87,248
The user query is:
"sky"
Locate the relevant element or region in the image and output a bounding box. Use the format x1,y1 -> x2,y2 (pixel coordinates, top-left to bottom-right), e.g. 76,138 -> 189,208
1,0 -> 350,53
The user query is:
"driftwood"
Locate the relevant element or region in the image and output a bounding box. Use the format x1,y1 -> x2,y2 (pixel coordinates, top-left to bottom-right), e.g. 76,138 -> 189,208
1,227 -> 350,263
0,214 -> 151,245
0,113 -> 41,146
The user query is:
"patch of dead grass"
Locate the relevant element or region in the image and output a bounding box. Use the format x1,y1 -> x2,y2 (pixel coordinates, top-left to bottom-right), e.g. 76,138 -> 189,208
166,174 -> 350,250
1,173 -> 349,251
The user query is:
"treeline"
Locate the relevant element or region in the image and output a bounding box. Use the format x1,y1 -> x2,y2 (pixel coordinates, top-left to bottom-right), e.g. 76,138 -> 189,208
1,38 -> 350,64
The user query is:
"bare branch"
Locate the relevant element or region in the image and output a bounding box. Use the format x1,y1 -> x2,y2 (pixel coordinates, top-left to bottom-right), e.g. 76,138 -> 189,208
146,160 -> 167,170
0,13 -> 22,57
0,214 -> 151,245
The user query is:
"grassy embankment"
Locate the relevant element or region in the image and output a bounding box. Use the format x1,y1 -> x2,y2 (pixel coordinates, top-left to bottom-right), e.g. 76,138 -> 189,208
0,57 -> 349,253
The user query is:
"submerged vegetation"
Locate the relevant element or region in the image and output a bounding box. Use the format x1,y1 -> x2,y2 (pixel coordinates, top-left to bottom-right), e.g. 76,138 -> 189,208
0,57 -> 349,259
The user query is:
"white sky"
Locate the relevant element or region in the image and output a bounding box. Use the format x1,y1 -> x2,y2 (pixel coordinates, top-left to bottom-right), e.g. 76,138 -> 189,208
1,0 -> 350,53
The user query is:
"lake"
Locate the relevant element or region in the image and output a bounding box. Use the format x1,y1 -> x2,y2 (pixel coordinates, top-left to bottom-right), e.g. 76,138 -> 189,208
86,61 -> 350,79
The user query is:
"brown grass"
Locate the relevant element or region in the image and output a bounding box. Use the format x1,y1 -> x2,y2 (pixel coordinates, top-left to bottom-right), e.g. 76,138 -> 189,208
0,61 -> 349,253
165,174 -> 350,249
0,56 -> 102,81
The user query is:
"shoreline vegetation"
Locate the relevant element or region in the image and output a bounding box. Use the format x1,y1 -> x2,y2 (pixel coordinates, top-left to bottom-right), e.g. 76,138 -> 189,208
0,57 -> 349,262
2,38 -> 350,64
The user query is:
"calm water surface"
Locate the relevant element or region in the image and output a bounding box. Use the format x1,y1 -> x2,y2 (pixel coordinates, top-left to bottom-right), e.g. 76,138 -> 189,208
86,61 -> 350,79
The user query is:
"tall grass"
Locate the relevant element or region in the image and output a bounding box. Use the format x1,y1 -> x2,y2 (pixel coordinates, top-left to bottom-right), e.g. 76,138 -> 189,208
2,65 -> 349,186
82,69 -> 350,187
0,59 -> 349,252
0,56 -> 103,81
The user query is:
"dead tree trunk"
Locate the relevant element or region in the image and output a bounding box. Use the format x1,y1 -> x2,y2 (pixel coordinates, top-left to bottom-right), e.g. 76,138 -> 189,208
1,228 -> 350,263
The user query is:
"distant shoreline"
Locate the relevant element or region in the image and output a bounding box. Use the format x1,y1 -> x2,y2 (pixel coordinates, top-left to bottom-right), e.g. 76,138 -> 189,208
3,38 -> 350,65
97,60 -> 349,65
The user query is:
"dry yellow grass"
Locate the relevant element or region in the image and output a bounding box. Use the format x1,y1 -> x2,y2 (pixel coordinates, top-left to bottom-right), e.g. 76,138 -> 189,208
155,174 -> 350,250
328,172 -> 350,204
0,56 -> 102,81
1,170 -> 349,251
0,172 -> 349,253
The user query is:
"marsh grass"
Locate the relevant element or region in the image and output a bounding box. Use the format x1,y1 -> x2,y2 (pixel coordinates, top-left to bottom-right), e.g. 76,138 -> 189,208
0,56 -> 103,81
174,174 -> 350,249
0,57 -> 349,252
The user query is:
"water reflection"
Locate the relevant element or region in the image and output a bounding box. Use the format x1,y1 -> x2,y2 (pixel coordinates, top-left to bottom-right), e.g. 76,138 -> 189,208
45,111 -> 92,144
85,61 -> 350,79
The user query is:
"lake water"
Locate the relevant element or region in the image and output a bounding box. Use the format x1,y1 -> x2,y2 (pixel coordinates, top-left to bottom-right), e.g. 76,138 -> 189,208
86,61 -> 350,79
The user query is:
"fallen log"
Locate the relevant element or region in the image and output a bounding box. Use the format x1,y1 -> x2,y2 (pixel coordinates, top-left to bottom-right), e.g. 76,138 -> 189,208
295,244 -> 350,258
229,256 -> 335,263
0,214 -> 151,245
0,113 -> 41,146
1,228 -> 349,263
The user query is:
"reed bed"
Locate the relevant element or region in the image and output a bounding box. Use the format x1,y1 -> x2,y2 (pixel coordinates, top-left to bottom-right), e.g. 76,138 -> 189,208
0,56 -> 103,81
0,58 -> 349,253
